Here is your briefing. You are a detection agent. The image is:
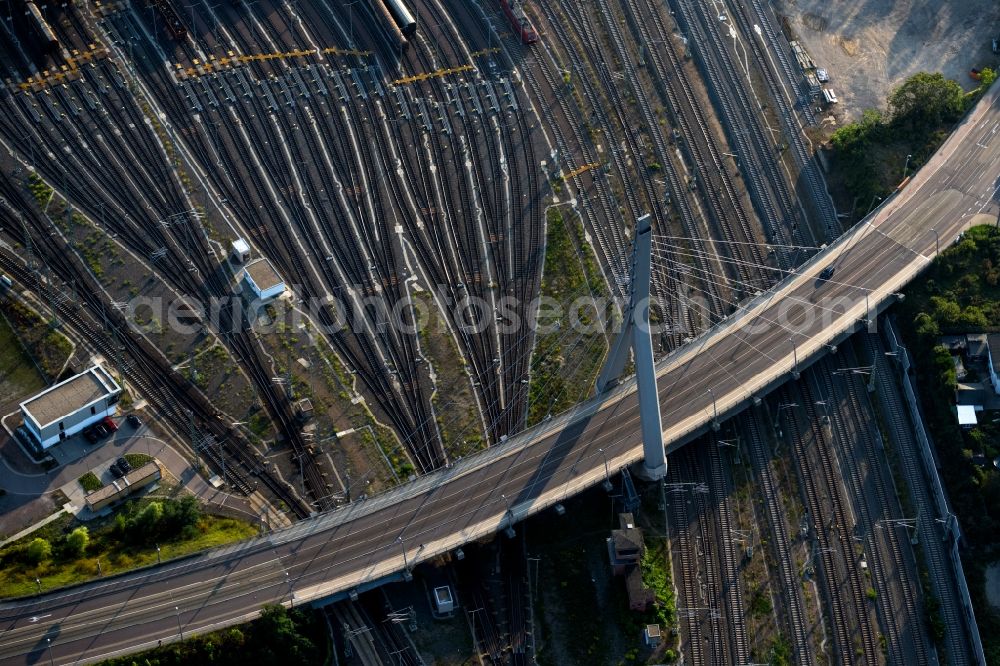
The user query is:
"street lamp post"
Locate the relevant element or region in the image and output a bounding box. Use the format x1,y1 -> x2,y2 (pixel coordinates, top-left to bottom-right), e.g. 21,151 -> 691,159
706,388 -> 719,430
397,536 -> 412,580
789,337 -> 800,379
156,545 -> 161,564
903,153 -> 913,179
866,195 -> 882,217
597,448 -> 612,492
930,228 -> 940,256
46,638 -> 54,666
175,606 -> 183,641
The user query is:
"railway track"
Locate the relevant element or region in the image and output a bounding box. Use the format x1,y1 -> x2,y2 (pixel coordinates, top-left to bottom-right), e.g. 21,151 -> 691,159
782,380 -> 881,665
0,181 -> 307,515
865,330 -> 971,664
724,0 -> 837,233
705,439 -> 749,664
668,0 -> 806,263
538,0 -> 696,343
121,3 -> 434,483
667,454 -> 708,666
776,387 -> 853,663
0,24 -> 307,503
475,0 -> 629,290
625,0 -> 769,292
815,350 -> 931,664
742,412 -> 813,664
11,6 -> 341,510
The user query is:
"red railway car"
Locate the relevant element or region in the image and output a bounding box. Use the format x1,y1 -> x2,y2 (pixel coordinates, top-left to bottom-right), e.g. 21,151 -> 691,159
501,0 -> 538,44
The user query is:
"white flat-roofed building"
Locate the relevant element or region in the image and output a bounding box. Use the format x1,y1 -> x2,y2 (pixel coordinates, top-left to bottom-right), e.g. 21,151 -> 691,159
20,365 -> 122,449
957,404 -> 979,428
241,258 -> 285,301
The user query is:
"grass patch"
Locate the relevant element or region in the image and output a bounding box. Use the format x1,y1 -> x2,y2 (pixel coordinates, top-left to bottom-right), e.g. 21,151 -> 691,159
124,453 -> 154,469
0,298 -> 72,381
640,537 -> 677,630
27,172 -> 53,209
527,208 -> 609,425
414,291 -> 483,459
0,312 -> 46,398
0,497 -> 257,598
78,472 -> 103,493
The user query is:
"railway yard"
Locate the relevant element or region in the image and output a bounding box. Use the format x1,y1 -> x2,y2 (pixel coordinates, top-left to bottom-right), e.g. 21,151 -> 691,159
0,0 -> 989,664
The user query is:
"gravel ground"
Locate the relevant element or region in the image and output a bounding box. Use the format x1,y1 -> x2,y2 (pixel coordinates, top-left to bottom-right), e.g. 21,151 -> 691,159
773,0 -> 1000,118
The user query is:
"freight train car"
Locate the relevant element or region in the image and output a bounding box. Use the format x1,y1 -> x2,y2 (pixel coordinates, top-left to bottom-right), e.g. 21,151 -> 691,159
370,0 -> 408,52
501,0 -> 537,44
383,0 -> 416,37
153,0 -> 187,40
25,2 -> 58,52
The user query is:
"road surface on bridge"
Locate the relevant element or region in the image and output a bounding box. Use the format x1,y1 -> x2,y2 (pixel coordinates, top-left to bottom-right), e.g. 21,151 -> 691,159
2,87 -> 999,665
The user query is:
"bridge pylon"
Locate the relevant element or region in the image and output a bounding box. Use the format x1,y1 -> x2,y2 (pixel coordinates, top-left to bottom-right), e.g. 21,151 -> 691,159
597,214 -> 666,480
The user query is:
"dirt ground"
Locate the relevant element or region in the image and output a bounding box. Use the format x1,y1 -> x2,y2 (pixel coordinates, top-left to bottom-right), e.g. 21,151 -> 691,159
774,0 -> 1000,118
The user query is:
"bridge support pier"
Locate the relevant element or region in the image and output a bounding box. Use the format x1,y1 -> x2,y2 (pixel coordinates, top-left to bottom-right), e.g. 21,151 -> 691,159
597,214 -> 666,481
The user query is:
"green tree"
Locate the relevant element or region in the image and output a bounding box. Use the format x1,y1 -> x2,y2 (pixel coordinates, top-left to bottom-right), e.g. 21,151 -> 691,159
913,312 -> 940,343
160,495 -> 200,537
26,538 -> 52,565
932,345 -> 958,390
889,72 -> 964,132
65,527 -> 89,558
246,605 -> 318,663
981,67 -> 997,88
929,296 -> 962,327
127,501 -> 163,544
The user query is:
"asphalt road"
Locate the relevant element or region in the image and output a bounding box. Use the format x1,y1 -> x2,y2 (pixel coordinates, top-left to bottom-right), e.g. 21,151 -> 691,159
1,86 -> 998,666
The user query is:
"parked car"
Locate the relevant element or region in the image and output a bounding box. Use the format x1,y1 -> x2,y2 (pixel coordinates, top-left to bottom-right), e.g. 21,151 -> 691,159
109,461 -> 124,478
83,425 -> 101,444
816,68 -> 830,82
102,416 -> 119,432
819,265 -> 835,281
117,457 -> 132,474
126,414 -> 142,428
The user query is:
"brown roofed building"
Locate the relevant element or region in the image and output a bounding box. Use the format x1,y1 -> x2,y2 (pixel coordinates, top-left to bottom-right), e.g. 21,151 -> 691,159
626,567 -> 654,611
609,512 -> 645,575
85,462 -> 162,512
608,513 -> 656,611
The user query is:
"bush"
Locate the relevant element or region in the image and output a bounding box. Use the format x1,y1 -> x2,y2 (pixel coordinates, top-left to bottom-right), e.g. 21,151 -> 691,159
123,453 -> 153,469
26,538 -> 51,565
117,496 -> 202,546
65,527 -> 89,558
79,472 -> 102,493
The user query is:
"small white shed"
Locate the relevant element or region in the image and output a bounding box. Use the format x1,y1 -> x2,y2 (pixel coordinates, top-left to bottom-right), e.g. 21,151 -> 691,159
957,404 -> 979,429
231,238 -> 251,264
